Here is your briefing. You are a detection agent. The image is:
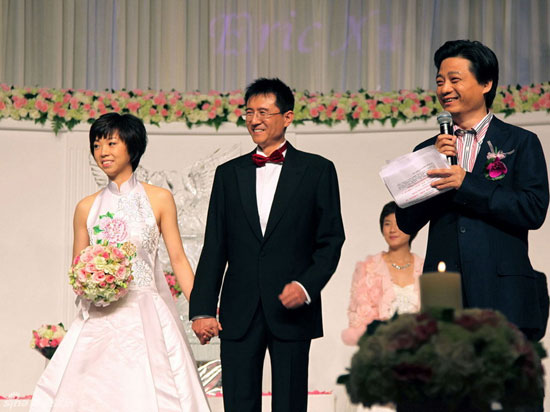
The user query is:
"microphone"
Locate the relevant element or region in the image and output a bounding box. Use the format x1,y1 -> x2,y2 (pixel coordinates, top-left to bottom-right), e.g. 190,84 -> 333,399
436,111 -> 457,165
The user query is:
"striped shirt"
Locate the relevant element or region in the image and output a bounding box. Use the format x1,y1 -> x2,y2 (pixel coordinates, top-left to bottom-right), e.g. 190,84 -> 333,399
453,112 -> 493,172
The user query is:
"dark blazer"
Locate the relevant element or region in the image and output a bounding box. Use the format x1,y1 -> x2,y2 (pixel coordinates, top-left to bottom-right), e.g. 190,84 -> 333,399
189,142 -> 345,341
396,117 -> 549,338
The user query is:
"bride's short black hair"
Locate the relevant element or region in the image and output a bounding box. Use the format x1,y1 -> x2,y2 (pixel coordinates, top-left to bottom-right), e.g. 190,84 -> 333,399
89,113 -> 148,171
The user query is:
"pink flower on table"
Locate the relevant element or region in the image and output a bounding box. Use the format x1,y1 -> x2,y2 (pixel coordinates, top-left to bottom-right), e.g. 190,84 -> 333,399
352,110 -> 360,119
175,110 -> 183,117
421,106 -> 430,115
233,108 -> 242,117
372,110 -> 382,119
214,98 -> 222,107
202,103 -> 211,110
208,110 -> 217,119
0,83 -> 10,91
149,108 -> 157,116
0,102 -> 5,110
383,97 -> 393,104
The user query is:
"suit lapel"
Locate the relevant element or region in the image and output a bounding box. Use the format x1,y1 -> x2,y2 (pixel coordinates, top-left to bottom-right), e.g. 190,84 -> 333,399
263,144 -> 307,242
471,117 -> 508,175
236,151 -> 263,242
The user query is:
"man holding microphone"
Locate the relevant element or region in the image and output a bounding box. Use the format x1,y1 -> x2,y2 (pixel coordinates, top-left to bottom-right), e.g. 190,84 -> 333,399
396,39 -> 549,351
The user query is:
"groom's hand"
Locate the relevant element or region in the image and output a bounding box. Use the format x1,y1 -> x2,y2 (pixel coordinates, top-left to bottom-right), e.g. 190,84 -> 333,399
279,282 -> 307,309
192,317 -> 222,345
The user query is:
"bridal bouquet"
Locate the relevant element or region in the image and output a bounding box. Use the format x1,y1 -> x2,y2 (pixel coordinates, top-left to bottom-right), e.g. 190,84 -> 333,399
338,308 -> 546,412
30,323 -> 67,359
69,242 -> 137,306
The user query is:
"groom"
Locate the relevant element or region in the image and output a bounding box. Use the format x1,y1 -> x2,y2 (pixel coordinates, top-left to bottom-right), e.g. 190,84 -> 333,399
189,78 -> 345,412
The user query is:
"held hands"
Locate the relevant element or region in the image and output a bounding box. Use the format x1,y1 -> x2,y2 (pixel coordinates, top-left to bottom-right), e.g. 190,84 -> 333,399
278,282 -> 307,309
430,133 -> 466,190
191,317 -> 222,345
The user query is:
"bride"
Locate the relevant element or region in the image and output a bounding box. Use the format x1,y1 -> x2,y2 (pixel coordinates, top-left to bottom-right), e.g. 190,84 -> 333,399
30,113 -> 213,411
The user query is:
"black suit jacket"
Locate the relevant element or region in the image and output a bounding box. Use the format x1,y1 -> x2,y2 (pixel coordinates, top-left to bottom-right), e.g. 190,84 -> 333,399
396,117 -> 549,338
189,143 -> 345,341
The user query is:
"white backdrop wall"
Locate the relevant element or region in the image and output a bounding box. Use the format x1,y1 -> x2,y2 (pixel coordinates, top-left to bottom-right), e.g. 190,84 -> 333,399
1,112 -> 550,411
1,0 -> 549,92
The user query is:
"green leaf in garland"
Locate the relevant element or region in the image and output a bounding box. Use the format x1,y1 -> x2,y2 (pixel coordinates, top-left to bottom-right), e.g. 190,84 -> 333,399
93,225 -> 102,234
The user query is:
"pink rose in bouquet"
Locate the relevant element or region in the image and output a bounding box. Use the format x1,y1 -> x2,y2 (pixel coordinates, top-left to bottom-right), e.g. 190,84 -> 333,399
30,323 -> 67,359
69,242 -> 136,307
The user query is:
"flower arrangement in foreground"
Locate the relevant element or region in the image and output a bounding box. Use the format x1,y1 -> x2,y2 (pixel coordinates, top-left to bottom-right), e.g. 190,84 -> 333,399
338,308 -> 546,412
69,242 -> 136,306
30,323 -> 67,359
164,270 -> 183,300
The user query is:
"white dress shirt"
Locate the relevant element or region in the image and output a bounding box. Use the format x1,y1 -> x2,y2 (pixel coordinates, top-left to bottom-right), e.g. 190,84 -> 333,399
256,141 -> 311,303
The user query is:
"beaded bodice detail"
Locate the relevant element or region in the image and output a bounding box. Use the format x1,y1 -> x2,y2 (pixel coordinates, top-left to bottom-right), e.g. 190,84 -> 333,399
87,174 -> 160,290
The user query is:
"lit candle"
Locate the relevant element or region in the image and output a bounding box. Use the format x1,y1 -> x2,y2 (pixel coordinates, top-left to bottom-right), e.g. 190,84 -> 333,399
420,261 -> 463,310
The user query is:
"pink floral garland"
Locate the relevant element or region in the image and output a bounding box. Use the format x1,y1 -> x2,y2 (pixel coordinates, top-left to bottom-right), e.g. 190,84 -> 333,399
0,82 -> 549,133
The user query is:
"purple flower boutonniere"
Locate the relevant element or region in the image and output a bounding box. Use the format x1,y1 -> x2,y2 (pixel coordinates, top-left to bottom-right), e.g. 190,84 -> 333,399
485,141 -> 514,181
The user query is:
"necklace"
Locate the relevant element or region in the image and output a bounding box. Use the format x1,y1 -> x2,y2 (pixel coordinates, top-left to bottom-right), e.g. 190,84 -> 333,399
391,262 -> 411,270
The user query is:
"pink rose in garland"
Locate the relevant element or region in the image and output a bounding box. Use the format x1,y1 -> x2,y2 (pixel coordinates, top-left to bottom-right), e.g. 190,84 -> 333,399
485,140 -> 514,181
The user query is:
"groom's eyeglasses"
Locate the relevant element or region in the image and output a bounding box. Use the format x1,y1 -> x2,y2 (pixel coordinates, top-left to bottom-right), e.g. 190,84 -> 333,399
242,110 -> 282,121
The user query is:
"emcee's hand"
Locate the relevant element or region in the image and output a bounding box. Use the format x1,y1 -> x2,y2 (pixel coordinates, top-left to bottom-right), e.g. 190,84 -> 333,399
279,282 -> 307,309
435,133 -> 457,158
428,165 -> 466,190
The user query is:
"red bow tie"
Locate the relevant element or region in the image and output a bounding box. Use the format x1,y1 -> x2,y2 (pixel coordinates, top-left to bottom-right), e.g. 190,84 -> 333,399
252,142 -> 288,167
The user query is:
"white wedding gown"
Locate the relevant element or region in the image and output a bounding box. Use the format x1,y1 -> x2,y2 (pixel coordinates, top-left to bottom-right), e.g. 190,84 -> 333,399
30,175 -> 211,412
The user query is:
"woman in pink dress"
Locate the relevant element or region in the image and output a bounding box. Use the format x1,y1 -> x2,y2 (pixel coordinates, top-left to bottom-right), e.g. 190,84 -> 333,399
342,201 -> 424,346
30,113 -> 212,411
